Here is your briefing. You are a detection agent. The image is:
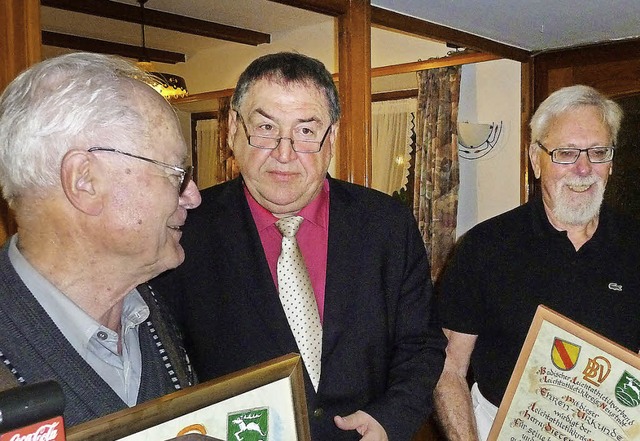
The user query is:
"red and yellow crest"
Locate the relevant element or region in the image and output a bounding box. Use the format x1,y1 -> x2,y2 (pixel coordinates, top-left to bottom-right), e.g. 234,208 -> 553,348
551,337 -> 581,371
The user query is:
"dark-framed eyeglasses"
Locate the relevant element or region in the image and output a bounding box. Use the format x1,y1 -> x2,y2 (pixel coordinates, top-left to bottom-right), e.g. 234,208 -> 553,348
536,141 -> 615,164
236,113 -> 332,154
88,147 -> 193,195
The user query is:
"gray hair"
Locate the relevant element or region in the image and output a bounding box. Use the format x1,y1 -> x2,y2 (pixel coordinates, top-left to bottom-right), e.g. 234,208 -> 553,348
0,52 -> 158,204
530,84 -> 623,145
231,52 -> 340,124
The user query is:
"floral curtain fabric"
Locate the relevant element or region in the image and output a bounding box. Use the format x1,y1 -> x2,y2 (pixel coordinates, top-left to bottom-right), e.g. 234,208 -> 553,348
413,66 -> 461,281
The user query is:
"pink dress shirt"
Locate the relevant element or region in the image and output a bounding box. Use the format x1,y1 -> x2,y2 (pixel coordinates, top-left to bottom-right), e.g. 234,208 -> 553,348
245,179 -> 330,322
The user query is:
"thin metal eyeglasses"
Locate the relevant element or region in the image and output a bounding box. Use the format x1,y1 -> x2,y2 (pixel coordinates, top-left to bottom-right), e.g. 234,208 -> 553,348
237,113 -> 332,153
536,141 -> 615,164
88,147 -> 193,195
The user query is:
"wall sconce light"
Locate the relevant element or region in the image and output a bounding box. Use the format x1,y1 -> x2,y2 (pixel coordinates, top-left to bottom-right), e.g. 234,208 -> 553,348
457,121 -> 503,160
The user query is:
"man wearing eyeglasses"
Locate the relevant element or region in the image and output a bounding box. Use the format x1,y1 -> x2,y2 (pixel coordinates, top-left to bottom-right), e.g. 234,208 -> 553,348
0,52 -> 201,426
434,85 -> 640,441
152,52 -> 445,441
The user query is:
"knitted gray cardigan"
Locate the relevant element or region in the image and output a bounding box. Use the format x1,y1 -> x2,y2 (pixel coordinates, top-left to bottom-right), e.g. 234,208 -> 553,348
0,244 -> 194,427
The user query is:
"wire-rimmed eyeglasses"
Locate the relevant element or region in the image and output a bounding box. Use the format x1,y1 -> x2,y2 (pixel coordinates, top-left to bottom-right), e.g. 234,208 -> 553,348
237,113 -> 331,153
536,141 -> 615,164
88,147 -> 193,195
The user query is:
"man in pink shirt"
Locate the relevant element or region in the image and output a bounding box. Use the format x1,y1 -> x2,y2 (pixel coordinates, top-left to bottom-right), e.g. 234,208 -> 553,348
152,52 -> 445,441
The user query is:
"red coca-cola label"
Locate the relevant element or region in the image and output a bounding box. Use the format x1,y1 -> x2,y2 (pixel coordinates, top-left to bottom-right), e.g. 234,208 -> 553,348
0,416 -> 65,441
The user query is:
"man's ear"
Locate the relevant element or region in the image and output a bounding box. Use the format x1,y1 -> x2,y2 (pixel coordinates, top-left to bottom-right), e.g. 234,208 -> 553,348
60,150 -> 104,216
529,144 -> 542,179
228,110 -> 238,152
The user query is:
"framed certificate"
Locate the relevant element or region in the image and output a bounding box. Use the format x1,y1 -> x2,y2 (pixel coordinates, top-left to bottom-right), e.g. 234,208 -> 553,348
67,353 -> 310,441
489,305 -> 640,440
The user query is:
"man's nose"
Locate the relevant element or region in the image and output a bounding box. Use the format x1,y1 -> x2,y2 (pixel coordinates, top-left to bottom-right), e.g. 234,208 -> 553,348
180,180 -> 202,209
572,150 -> 593,175
271,137 -> 298,162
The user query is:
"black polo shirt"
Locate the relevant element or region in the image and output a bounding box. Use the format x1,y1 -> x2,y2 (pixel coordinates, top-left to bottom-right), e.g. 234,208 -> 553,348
438,194 -> 640,407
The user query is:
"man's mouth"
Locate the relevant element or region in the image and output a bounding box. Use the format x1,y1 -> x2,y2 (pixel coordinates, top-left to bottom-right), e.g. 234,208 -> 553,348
168,225 -> 182,231
568,184 -> 591,192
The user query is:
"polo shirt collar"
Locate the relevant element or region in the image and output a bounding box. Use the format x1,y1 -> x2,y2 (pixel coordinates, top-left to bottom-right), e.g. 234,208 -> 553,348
529,191 -> 615,247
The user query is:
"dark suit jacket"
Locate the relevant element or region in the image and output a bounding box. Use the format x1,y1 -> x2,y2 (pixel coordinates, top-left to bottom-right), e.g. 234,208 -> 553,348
153,177 -> 445,440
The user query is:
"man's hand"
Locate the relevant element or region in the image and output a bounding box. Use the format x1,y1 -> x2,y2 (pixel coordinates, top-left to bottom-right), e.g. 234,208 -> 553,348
334,410 -> 388,441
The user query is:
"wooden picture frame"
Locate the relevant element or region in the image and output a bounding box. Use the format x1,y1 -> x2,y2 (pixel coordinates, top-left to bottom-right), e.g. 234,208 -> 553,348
488,305 -> 640,440
67,353 -> 310,441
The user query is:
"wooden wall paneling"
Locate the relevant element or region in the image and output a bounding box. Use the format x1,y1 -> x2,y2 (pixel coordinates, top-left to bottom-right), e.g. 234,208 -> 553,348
1,0 -> 41,89
337,0 -> 371,186
520,59 -> 534,204
571,59 -> 640,99
0,0 -> 41,244
533,38 -> 640,105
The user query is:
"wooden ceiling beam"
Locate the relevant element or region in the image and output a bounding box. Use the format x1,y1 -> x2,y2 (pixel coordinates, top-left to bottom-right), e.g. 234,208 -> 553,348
370,51 -> 500,77
370,6 -> 531,62
267,0 -> 347,16
41,0 -> 270,46
42,31 -> 186,64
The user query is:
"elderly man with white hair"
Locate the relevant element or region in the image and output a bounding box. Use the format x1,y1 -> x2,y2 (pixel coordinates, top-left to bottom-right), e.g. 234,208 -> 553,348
0,52 -> 201,426
434,85 -> 640,441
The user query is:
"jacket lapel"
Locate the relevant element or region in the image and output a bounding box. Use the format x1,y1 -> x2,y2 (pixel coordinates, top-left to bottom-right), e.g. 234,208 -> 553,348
217,179 -> 299,352
321,179 -> 366,358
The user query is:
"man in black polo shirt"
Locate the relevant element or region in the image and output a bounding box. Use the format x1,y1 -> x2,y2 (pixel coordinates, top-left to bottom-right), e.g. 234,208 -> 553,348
434,85 -> 640,441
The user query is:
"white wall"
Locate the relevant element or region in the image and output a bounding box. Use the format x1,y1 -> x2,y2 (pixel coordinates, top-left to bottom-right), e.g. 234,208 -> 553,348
457,59 -> 522,237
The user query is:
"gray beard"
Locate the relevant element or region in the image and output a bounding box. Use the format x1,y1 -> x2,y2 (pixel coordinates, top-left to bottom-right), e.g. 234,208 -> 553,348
551,177 -> 605,226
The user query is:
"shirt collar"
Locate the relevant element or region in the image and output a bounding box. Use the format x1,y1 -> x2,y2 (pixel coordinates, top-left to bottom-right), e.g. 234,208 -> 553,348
245,178 -> 330,230
529,192 -> 612,247
7,235 -> 149,352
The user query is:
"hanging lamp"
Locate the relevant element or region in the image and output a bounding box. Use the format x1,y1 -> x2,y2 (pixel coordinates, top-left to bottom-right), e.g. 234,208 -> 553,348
136,0 -> 188,100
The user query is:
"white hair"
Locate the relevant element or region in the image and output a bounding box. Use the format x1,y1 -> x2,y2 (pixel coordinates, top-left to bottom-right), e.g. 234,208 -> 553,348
530,85 -> 623,145
0,52 -> 159,204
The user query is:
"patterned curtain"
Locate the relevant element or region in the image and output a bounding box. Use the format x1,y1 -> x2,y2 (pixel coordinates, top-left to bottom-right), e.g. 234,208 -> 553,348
217,96 -> 238,182
413,66 -> 461,281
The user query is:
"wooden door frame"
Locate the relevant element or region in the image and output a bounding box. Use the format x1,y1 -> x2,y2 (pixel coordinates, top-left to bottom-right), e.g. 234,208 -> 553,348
0,0 -> 41,243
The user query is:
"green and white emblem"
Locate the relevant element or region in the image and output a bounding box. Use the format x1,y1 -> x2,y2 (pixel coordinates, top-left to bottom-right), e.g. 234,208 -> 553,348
615,371 -> 640,407
227,407 -> 269,441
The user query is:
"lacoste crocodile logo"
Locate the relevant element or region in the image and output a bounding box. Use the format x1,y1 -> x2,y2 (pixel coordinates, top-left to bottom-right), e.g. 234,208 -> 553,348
608,282 -> 623,291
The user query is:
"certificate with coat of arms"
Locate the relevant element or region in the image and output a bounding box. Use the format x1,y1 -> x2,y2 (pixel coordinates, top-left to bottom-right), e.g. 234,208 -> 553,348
488,305 -> 640,441
66,353 -> 310,441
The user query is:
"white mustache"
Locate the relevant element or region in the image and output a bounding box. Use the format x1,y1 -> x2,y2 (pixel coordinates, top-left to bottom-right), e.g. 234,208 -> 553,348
561,176 -> 599,187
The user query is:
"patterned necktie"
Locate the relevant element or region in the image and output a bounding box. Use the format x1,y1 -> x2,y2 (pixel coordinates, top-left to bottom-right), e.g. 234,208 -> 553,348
275,215 -> 323,391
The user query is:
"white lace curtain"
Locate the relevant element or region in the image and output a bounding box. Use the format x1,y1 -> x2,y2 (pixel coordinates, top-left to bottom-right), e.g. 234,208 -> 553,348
371,98 -> 416,195
195,118 -> 219,190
